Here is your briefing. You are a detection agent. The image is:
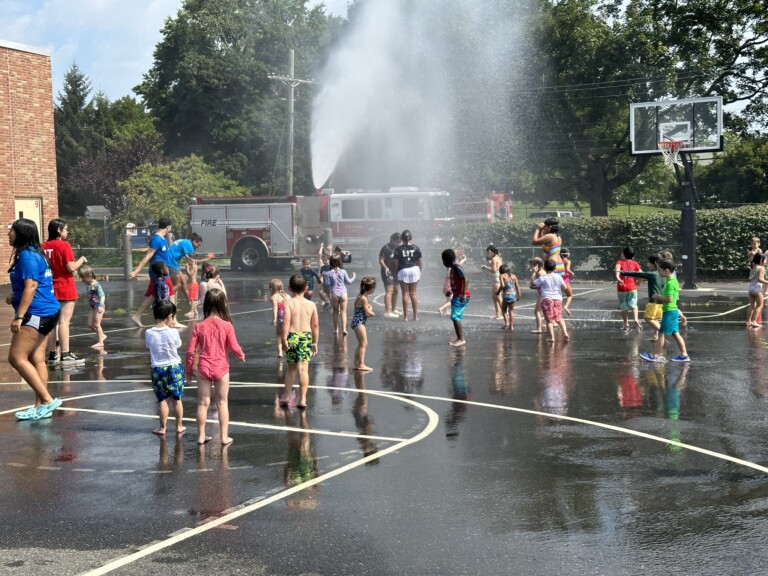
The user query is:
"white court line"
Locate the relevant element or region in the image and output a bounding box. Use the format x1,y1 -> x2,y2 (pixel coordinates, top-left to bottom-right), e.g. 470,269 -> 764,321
81,391 -> 439,576
376,390 -> 768,476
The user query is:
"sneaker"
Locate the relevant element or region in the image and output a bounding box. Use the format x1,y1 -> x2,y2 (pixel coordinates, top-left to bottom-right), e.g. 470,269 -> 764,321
15,406 -> 38,420
671,355 -> 690,362
384,312 -> 397,318
32,398 -> 62,420
621,325 -> 630,333
639,352 -> 667,363
392,309 -> 402,316
59,352 -> 85,366
47,352 -> 59,364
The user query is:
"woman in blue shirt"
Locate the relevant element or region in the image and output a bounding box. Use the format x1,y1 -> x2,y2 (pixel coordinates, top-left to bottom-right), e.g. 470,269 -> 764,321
6,218 -> 62,421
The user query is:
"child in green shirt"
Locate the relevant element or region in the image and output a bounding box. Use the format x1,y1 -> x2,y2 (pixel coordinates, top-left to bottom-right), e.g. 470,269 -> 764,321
620,254 -> 664,340
639,259 -> 690,363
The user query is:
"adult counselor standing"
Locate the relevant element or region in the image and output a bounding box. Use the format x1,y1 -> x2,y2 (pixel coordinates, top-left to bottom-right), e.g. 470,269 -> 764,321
129,218 -> 174,327
395,230 -> 422,322
378,232 -> 401,318
7,218 -> 63,421
43,218 -> 87,365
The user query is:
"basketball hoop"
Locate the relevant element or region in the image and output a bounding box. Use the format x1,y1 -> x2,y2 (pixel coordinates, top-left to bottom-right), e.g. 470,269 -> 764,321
658,140 -> 686,167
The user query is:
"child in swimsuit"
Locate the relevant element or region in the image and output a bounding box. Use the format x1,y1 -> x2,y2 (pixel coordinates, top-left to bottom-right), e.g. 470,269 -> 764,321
351,276 -> 376,372
528,257 -> 545,333
185,288 -> 245,446
496,264 -> 521,331
281,274 -> 320,409
327,254 -> 356,336
270,278 -> 292,358
78,265 -> 107,348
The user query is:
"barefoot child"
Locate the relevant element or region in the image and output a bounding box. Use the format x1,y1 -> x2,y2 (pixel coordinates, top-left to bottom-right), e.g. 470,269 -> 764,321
615,246 -> 644,332
496,264 -> 521,330
145,300 -> 186,436
528,257 -> 545,333
186,288 -> 245,446
439,246 -> 467,316
300,259 -> 322,301
747,252 -> 768,328
269,279 -> 291,358
442,249 -> 470,347
78,265 -> 106,348
561,247 -> 574,315
327,255 -> 356,335
281,274 -> 320,409
352,276 -> 376,371
639,259 -> 690,362
531,258 -> 572,342
200,265 -> 226,304
184,259 -> 200,319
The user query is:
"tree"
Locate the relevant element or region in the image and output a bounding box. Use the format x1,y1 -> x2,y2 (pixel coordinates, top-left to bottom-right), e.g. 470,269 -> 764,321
525,0 -> 768,215
116,155 -> 250,233
697,135 -> 768,205
55,64 -> 104,215
136,0 -> 336,194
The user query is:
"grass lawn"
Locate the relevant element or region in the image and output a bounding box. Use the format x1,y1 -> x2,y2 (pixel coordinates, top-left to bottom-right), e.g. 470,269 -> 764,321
514,202 -> 678,218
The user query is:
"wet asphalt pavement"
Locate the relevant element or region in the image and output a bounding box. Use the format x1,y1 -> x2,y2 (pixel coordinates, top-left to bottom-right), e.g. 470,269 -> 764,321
1,267 -> 767,575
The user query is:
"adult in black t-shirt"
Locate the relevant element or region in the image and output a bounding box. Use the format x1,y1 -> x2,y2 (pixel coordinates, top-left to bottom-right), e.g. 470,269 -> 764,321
394,229 -> 422,321
378,232 -> 402,317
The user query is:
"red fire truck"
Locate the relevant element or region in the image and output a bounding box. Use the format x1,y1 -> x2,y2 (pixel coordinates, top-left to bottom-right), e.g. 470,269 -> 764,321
189,187 -> 453,271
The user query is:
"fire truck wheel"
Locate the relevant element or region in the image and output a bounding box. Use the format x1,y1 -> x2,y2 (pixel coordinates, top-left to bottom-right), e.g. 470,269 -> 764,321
233,239 -> 268,272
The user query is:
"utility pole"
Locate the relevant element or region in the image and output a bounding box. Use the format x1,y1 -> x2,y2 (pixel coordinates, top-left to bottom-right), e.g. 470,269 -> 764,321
268,50 -> 314,196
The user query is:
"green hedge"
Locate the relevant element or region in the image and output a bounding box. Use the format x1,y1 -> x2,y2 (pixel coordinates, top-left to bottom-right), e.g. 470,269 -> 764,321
449,204 -> 768,277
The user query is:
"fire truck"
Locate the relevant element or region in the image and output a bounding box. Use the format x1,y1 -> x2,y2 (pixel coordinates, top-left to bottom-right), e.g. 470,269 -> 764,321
189,187 -> 453,271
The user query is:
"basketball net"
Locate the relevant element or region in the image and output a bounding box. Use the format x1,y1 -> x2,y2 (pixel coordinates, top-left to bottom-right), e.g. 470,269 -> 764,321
658,140 -> 685,167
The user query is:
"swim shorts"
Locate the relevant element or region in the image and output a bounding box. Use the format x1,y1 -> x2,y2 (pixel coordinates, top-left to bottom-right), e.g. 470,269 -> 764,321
450,297 -> 469,322
541,298 -> 563,323
659,309 -> 680,335
285,331 -> 313,364
397,267 -> 421,284
151,364 -> 185,401
644,302 -> 663,321
618,290 -> 638,311
188,282 -> 199,301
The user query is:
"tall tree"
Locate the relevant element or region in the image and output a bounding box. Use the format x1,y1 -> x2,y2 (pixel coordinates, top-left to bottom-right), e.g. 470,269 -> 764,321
526,0 -> 768,215
55,64 -> 102,215
136,0 -> 336,195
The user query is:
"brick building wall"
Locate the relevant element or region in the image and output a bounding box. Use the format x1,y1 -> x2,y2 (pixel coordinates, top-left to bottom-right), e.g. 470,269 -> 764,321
0,40 -> 58,284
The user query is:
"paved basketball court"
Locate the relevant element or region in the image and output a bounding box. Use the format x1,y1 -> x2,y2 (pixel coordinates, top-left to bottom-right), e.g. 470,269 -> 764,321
1,272 -> 767,575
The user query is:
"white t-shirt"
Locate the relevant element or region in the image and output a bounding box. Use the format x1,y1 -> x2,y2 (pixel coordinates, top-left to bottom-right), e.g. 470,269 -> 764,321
145,326 -> 182,367
533,273 -> 565,301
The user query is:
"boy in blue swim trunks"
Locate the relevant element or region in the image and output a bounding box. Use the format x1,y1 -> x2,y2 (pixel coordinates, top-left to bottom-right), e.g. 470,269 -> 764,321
145,300 -> 186,435
639,259 -> 690,363
281,274 -> 320,409
442,249 -> 470,347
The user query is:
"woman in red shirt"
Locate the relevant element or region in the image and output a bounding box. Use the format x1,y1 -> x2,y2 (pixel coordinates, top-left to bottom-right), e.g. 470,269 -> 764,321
42,219 -> 88,365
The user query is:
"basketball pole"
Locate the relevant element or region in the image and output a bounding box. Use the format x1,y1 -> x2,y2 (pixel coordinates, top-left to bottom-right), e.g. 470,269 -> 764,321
673,153 -> 699,289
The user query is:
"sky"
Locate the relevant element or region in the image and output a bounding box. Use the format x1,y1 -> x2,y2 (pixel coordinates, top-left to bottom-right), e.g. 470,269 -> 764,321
0,0 -> 347,102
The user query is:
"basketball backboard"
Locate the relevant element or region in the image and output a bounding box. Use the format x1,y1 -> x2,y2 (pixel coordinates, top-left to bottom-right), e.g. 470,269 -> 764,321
630,96 -> 723,155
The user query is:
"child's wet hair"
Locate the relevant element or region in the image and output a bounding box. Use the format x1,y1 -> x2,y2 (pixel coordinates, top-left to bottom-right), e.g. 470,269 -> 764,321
441,249 -> 456,266
204,265 -> 220,280
752,252 -> 764,266
360,276 -> 377,293
528,257 -> 544,268
78,265 -> 95,281
658,259 -> 676,272
330,254 -> 342,268
302,259 -> 311,266
622,246 -> 635,259
544,258 -> 557,273
269,278 -> 284,294
499,264 -> 510,275
203,287 -> 231,322
289,273 -> 307,293
150,261 -> 168,277
153,299 -> 176,321
560,247 -> 570,258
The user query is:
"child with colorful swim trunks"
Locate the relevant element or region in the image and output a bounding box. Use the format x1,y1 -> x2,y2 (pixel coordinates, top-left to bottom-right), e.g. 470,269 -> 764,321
619,253 -> 665,340
639,259 -> 690,363
531,258 -> 572,343
615,246 -> 643,332
186,288 -> 245,446
281,274 -> 320,409
145,300 -> 186,436
442,249 -> 470,347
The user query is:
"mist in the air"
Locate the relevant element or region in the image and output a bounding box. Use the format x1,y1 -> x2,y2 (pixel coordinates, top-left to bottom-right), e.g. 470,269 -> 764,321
311,0 -> 534,192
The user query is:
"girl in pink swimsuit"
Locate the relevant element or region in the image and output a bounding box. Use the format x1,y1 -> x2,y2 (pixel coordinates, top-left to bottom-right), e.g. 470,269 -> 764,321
269,279 -> 291,358
186,288 -> 245,446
